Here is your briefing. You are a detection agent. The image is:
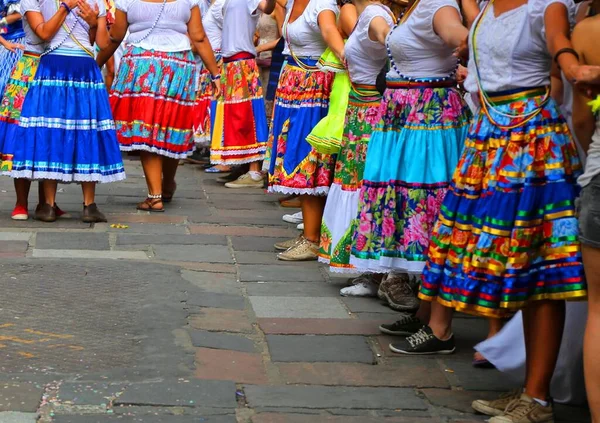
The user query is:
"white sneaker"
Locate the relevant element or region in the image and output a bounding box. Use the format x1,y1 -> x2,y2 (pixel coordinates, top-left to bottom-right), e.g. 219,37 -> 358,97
224,172 -> 264,188
282,211 -> 303,224
297,223 -> 304,230
340,282 -> 379,297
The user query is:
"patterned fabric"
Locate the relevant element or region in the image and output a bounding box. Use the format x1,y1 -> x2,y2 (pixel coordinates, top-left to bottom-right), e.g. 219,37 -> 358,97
350,83 -> 471,274
8,50 -> 126,182
319,86 -> 382,272
0,52 -> 39,172
111,46 -> 197,159
267,59 -> 335,195
0,0 -> 24,40
104,0 -> 116,26
0,37 -> 24,97
210,57 -> 268,165
193,63 -> 217,147
421,90 -> 587,318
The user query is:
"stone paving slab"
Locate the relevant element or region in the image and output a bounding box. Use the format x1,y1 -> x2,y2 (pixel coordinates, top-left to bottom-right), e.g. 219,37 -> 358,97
189,330 -> 256,353
258,318 -> 386,335
230,236 -> 288,252
341,297 -> 398,314
188,308 -> 254,333
438,359 -> 521,392
181,270 -> 241,295
277,361 -> 449,388
56,382 -> 127,406
194,348 -> 268,384
245,282 -> 341,298
96,223 -> 189,235
190,225 -> 298,238
116,234 -> 227,246
251,414 -> 440,423
153,245 -> 233,263
0,383 -> 44,412
187,292 -> 246,310
0,412 -> 37,423
105,213 -> 188,224
31,249 -> 149,260
114,381 -> 236,408
243,385 -> 428,410
249,296 -> 350,319
0,232 -> 33,241
266,335 -> 374,363
35,233 -> 110,250
53,416 -> 237,423
240,265 -> 324,282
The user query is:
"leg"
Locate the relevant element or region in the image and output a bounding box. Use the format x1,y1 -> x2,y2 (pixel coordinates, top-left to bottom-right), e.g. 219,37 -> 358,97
104,57 -> 115,90
138,151 -> 164,210
522,300 -> 566,400
416,300 -> 432,325
81,182 -> 108,223
583,245 -> 600,423
162,156 -> 179,201
249,161 -> 261,172
14,179 -> 31,207
300,194 -> 326,243
81,182 -> 96,206
429,300 -> 454,340
37,181 -> 44,205
42,180 -> 58,206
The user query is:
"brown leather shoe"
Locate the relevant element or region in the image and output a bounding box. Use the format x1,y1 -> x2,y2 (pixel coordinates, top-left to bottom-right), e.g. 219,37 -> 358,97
35,203 -> 57,223
82,203 -> 107,223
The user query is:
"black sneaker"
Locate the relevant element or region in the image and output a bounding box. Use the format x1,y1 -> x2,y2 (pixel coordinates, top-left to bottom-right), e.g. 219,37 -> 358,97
389,326 -> 455,355
379,315 -> 423,336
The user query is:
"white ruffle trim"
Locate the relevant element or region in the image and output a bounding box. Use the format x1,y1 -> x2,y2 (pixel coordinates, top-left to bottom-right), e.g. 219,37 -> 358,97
6,170 -> 127,184
349,256 -> 425,275
211,146 -> 266,156
268,186 -> 329,196
120,144 -> 192,160
210,156 -> 265,165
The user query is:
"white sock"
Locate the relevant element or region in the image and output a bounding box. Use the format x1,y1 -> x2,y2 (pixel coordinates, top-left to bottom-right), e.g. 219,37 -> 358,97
532,397 -> 549,407
248,171 -> 262,180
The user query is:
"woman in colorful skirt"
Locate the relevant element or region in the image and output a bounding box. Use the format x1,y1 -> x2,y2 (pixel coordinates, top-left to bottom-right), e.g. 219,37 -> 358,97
98,0 -> 220,212
192,0 -> 224,160
268,0 -> 344,261
318,1 -> 394,273
0,0 -> 24,95
208,0 -> 274,188
0,0 -> 82,221
349,0 -> 471,306
6,0 -> 125,223
394,1 -> 587,421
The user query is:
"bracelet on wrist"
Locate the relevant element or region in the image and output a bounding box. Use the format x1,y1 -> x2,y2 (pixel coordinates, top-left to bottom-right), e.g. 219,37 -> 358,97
211,74 -> 220,81
554,48 -> 579,66
60,2 -> 72,12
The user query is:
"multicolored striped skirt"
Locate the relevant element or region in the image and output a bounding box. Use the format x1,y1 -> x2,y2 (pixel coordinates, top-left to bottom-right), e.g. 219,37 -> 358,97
192,52 -> 221,147
0,51 -> 39,173
210,54 -> 268,165
8,49 -> 126,183
111,46 -> 197,159
0,37 -> 24,96
420,87 -> 587,318
267,58 -> 335,195
350,80 -> 471,274
319,85 -> 382,272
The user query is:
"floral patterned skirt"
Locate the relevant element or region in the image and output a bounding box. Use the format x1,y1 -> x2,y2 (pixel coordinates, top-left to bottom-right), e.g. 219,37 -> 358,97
111,47 -> 197,159
319,86 -> 382,272
0,37 -> 24,97
0,51 -> 39,172
350,83 -> 471,274
210,56 -> 268,165
267,58 -> 335,195
192,53 -> 220,147
420,88 -> 587,318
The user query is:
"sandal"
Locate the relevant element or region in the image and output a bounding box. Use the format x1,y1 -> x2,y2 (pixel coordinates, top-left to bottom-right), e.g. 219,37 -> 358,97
137,197 -> 165,212
162,182 -> 177,203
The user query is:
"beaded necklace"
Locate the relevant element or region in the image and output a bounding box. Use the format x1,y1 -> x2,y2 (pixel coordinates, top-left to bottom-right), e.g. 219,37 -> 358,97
43,1 -> 93,57
129,0 -> 168,44
385,0 -> 459,83
471,0 -> 550,130
283,1 -> 320,72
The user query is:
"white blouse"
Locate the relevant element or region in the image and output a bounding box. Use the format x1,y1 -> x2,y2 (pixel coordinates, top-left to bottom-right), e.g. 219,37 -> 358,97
386,0 -> 460,80
20,0 -> 45,53
40,0 -> 106,52
117,0 -> 199,52
345,4 -> 394,85
464,0 -> 575,93
203,0 -> 225,52
282,0 -> 338,58
220,0 -> 261,58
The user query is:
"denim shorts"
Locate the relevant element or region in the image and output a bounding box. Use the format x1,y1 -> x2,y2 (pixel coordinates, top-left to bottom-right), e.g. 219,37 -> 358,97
579,174 -> 600,248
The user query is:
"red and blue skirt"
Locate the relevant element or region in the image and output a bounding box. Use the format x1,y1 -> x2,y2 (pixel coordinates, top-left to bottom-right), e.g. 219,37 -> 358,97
111,46 -> 197,159
420,87 -> 587,317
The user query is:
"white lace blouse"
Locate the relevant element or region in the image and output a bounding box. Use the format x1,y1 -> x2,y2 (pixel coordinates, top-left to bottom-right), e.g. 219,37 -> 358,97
282,0 -> 338,58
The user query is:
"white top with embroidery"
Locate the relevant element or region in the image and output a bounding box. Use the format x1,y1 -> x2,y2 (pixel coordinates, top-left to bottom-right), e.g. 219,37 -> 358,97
117,0 -> 200,52
282,0 -> 338,58
20,0 -> 45,53
40,0 -> 106,52
464,0 -> 575,93
203,0 -> 225,51
345,4 -> 393,85
386,0 -> 460,79
220,0 -> 261,58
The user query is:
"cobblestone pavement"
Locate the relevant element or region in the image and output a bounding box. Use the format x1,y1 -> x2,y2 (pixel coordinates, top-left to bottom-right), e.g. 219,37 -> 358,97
0,159 -> 590,423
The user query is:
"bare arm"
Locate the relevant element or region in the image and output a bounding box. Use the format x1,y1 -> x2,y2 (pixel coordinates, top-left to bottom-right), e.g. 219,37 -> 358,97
0,33 -> 24,51
433,6 -> 468,50
257,0 -> 276,15
25,0 -> 78,42
338,3 -> 357,38
318,9 -> 344,62
572,20 -> 596,151
96,8 -> 127,68
256,3 -> 285,54
458,0 -> 479,28
368,15 -> 392,46
545,2 -> 579,83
